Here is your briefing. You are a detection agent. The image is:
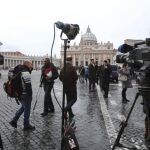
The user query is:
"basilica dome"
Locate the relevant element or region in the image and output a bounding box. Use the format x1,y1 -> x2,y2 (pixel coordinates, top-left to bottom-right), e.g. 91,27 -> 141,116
80,26 -> 97,46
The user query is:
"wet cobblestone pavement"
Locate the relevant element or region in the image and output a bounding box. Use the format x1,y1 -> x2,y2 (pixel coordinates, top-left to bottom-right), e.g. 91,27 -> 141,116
0,70 -> 111,150
1,70 -> 149,150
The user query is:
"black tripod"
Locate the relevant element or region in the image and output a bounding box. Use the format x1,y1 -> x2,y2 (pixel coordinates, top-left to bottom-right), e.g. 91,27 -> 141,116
0,134 -> 4,150
112,92 -> 141,150
61,38 -> 70,150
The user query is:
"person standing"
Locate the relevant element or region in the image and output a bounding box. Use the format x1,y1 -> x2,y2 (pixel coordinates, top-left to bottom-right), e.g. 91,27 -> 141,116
59,57 -> 78,119
97,61 -> 103,90
101,60 -> 111,98
9,60 -> 35,131
84,66 -> 89,84
79,65 -> 85,83
119,63 -> 132,102
88,59 -> 97,91
40,58 -> 58,117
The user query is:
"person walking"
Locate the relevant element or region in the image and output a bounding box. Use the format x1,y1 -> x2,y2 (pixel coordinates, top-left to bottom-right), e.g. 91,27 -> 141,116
88,59 -> 97,91
119,63 -> 132,103
84,66 -> 89,84
79,65 -> 85,83
59,56 -> 78,119
40,58 -> 58,117
9,60 -> 35,131
101,60 -> 111,98
97,61 -> 103,90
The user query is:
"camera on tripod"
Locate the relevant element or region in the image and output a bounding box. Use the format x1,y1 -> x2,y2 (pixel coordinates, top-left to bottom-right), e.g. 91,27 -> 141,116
112,38 -> 150,150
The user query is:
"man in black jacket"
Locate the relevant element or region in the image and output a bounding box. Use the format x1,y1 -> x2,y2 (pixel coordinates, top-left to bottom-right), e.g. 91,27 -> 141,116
40,58 -> 58,117
101,60 -> 111,98
88,59 -> 97,91
59,57 -> 78,119
9,60 -> 35,131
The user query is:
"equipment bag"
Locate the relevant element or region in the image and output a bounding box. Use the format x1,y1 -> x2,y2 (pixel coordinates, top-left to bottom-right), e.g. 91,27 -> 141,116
63,133 -> 79,150
3,79 -> 19,98
3,66 -> 22,104
63,114 -> 79,150
118,73 -> 127,81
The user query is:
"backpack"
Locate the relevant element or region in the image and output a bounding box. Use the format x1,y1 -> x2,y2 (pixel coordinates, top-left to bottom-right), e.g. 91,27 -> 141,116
3,65 -> 23,104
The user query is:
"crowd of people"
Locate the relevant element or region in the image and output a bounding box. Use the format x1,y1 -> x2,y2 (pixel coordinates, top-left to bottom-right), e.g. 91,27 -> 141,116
77,58 -> 133,101
78,58 -> 113,98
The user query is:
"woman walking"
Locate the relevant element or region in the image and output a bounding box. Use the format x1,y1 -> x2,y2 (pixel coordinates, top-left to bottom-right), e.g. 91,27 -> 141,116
119,63 -> 132,103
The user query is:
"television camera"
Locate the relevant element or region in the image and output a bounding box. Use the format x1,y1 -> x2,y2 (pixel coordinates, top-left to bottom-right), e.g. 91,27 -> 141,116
112,38 -> 150,150
116,38 -> 150,87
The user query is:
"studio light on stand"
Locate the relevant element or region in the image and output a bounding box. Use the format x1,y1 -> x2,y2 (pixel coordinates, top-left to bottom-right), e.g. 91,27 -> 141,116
55,21 -> 79,150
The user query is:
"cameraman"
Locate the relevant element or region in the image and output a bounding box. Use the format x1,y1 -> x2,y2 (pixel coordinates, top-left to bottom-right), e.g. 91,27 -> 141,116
40,58 -> 58,117
140,67 -> 150,141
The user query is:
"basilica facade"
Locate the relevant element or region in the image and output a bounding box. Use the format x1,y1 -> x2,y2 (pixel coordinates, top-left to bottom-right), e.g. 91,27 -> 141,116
60,26 -> 116,66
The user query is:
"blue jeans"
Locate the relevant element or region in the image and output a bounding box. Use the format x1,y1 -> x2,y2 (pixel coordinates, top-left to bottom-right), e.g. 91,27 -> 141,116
65,88 -> 77,116
12,94 -> 32,128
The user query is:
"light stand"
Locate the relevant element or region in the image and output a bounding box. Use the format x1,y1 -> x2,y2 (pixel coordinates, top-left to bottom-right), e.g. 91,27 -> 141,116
0,134 -> 3,150
61,38 -> 70,150
55,21 -> 80,150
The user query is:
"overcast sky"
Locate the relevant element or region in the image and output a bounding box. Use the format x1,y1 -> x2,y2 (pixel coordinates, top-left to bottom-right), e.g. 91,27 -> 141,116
0,0 -> 150,58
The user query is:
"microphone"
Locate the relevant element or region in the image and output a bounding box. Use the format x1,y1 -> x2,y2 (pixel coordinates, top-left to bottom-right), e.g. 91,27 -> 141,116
118,44 -> 133,53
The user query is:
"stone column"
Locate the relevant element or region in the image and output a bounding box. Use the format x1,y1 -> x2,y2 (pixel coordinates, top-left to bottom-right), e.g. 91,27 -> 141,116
83,54 -> 85,66
8,59 -> 10,68
3,58 -> 6,69
73,54 -> 75,66
94,54 -> 95,61
6,59 -> 8,68
12,60 -> 14,68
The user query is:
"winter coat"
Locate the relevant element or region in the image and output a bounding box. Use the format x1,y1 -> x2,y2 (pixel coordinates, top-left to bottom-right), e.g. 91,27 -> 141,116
100,64 -> 111,83
119,67 -> 132,88
40,63 -> 58,85
88,63 -> 96,79
84,67 -> 89,77
59,63 -> 78,93
79,66 -> 85,76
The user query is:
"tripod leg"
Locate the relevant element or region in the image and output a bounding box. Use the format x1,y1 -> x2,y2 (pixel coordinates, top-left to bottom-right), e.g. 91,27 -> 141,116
112,92 -> 140,150
33,87 -> 41,111
0,134 -> 4,150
